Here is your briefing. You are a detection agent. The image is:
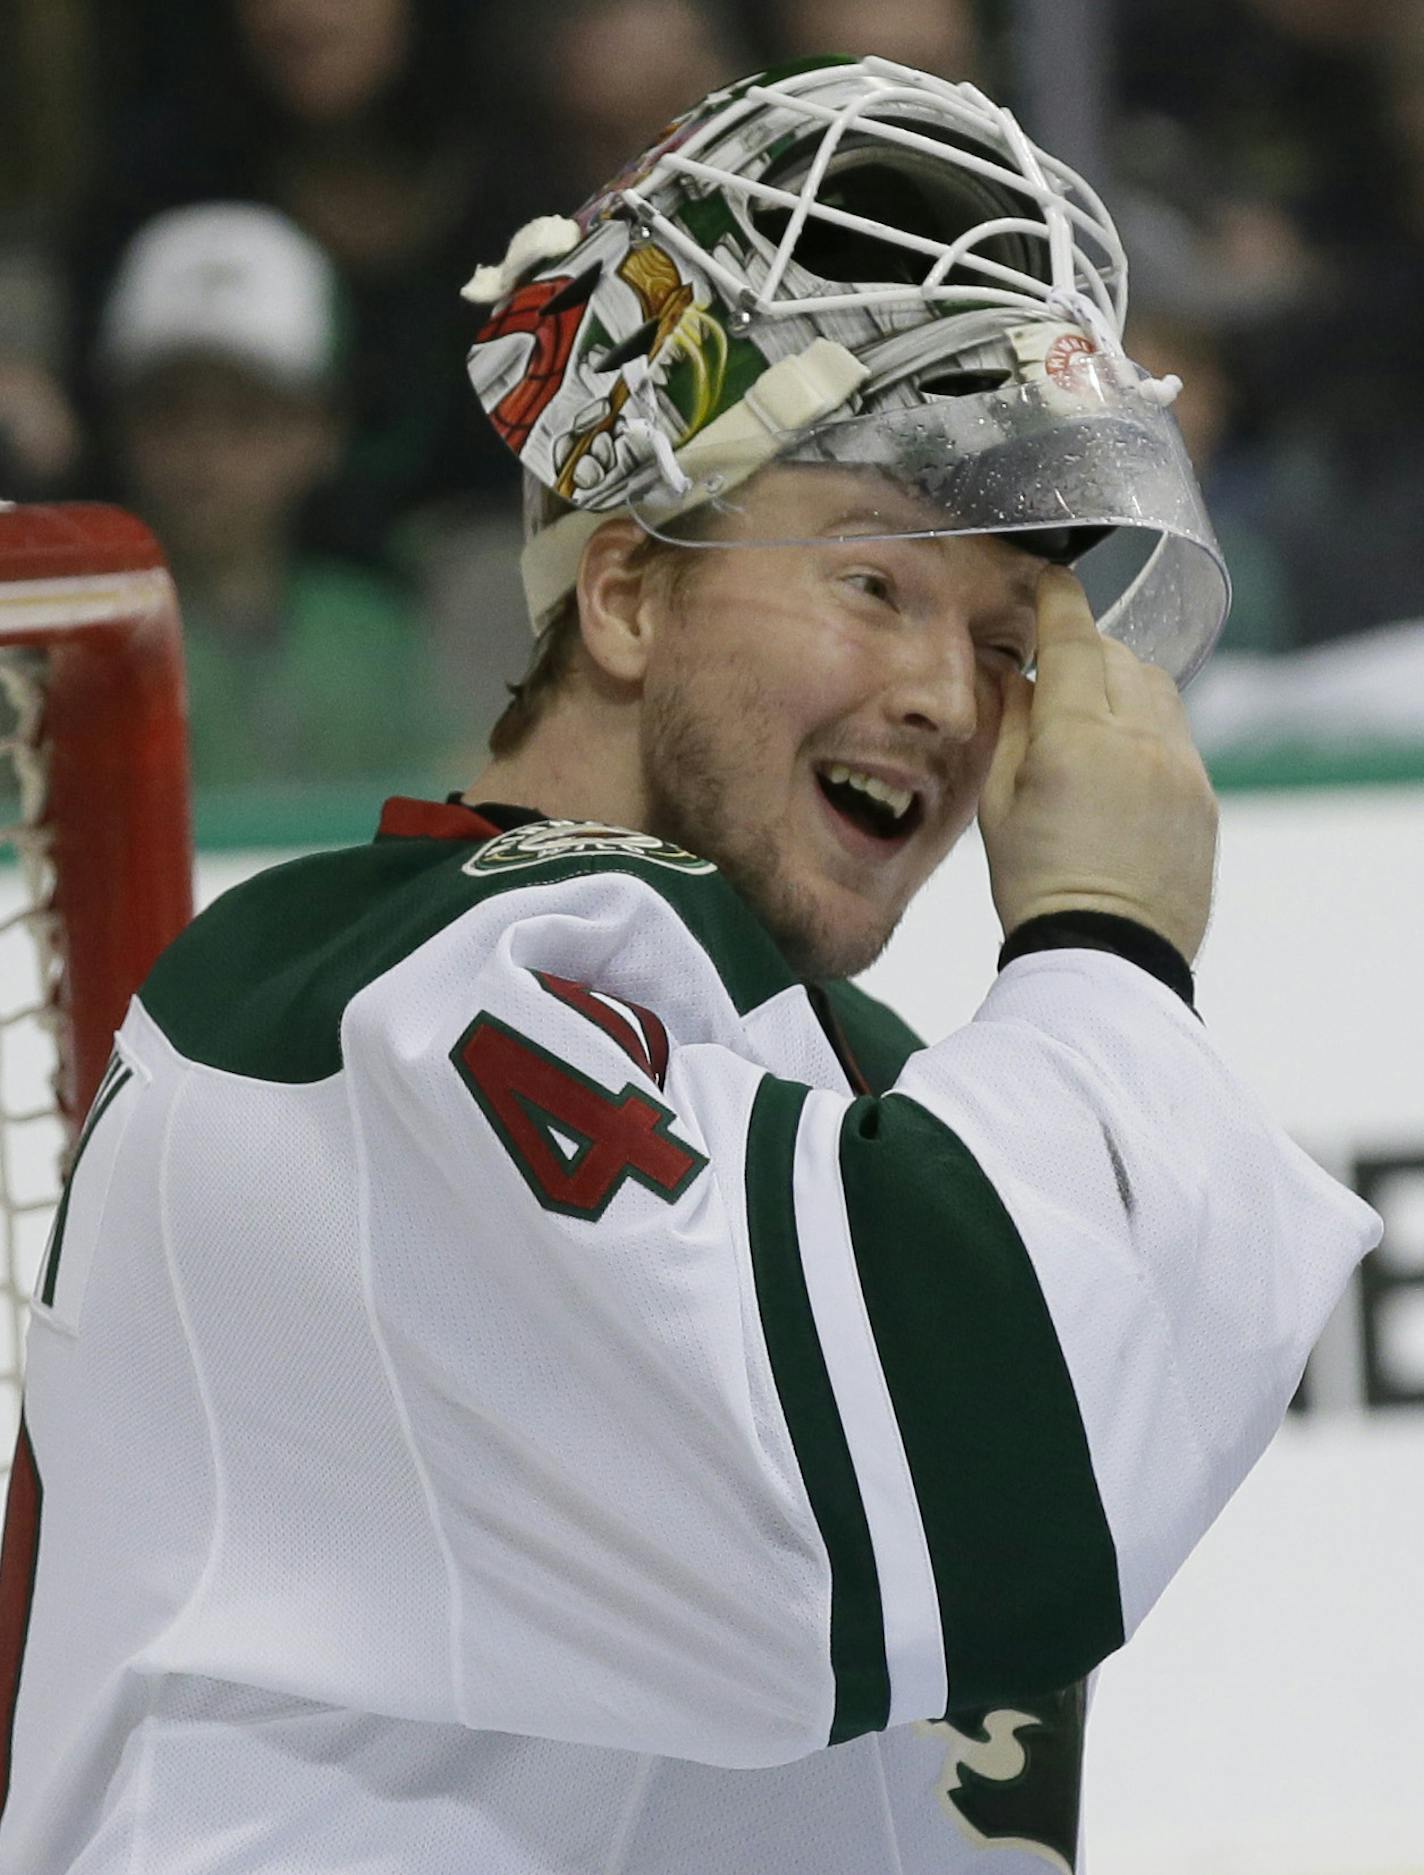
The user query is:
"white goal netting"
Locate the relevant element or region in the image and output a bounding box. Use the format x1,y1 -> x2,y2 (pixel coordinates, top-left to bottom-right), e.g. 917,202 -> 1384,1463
0,649 -> 68,1467
0,518 -> 193,1484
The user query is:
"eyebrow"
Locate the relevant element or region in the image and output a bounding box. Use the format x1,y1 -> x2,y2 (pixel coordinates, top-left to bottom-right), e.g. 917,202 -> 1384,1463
816,514 -> 1046,609
817,506 -> 939,538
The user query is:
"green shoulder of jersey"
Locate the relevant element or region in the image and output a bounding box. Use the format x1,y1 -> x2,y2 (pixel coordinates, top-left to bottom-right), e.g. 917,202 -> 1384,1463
140,817 -> 921,1085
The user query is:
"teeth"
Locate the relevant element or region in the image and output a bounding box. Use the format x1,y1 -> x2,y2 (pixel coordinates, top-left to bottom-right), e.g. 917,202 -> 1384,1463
825,766 -> 914,820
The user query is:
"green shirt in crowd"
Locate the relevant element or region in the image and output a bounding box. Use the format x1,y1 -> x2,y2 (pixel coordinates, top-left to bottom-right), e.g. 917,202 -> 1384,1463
180,558 -> 456,792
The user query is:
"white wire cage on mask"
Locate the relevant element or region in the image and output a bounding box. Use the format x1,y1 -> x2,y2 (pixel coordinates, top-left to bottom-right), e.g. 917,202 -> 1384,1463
612,56 -> 1128,332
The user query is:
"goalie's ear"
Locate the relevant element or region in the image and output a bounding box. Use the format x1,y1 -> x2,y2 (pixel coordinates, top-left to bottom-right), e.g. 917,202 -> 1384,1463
574,518 -> 665,686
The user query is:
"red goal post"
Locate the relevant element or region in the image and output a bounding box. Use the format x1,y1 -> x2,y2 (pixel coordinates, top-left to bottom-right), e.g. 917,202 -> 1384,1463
0,503 -> 193,1464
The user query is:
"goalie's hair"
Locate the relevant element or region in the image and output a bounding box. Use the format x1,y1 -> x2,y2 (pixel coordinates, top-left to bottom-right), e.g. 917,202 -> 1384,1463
485,479 -> 577,757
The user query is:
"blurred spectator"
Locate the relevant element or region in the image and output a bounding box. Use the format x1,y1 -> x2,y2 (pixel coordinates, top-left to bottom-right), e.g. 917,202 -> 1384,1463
758,0 -> 982,81
1112,0 -> 1424,648
0,255 -> 82,499
1116,0 -> 1401,248
1112,0 -> 1399,413
0,0 -> 92,500
229,0 -> 476,273
1125,307 -> 1293,657
510,0 -> 749,206
1,0 -> 94,226
1211,0 -> 1424,650
69,0 -> 528,563
97,203 -> 451,791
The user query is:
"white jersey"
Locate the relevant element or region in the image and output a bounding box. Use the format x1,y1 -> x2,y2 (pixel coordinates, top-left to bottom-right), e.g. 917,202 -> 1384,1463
1,798 -> 1378,1874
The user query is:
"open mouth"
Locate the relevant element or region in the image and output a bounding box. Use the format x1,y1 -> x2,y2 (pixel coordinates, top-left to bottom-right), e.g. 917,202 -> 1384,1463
815,764 -> 923,844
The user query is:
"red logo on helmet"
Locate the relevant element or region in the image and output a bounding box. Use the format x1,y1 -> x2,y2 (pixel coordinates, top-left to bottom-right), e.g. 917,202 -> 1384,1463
1044,332 -> 1097,390
476,271 -> 597,454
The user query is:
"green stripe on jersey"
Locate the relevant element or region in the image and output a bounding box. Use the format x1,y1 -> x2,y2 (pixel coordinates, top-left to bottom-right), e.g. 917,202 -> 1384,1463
744,1075 -> 890,1745
140,831 -> 795,1083
39,1061 -> 134,1308
838,1092 -> 1123,1709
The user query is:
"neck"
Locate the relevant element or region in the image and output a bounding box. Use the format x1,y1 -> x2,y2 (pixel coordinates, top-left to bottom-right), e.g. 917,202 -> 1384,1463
464,685 -> 649,830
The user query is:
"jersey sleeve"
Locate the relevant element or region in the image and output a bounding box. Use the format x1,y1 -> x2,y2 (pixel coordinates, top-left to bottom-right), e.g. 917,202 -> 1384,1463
344,862 -> 1379,1771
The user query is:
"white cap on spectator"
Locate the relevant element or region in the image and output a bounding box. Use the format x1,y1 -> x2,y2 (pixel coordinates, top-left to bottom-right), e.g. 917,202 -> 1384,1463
98,203 -> 342,393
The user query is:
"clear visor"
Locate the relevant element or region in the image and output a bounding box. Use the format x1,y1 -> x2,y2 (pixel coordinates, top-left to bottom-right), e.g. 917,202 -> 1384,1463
630,359 -> 1230,686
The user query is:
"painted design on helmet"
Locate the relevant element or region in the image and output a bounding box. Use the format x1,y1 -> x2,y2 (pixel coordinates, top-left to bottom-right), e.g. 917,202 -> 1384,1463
475,270 -> 598,453
550,241 -> 729,503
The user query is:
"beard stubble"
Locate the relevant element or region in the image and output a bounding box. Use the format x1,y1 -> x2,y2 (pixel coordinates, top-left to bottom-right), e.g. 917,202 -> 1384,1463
639,652 -> 901,981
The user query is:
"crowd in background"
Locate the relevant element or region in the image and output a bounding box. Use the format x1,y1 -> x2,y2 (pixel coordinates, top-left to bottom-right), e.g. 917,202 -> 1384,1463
3,0 -> 1424,795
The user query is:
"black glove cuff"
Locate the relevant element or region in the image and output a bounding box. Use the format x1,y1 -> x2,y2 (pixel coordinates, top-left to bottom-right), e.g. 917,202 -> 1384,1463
998,911 -> 1196,1010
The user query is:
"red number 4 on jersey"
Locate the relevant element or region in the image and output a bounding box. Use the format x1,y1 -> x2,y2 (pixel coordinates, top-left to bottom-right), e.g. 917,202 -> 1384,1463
451,980 -> 707,1221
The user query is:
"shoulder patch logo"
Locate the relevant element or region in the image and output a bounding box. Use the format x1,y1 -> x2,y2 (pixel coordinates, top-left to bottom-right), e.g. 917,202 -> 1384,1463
463,820 -> 716,877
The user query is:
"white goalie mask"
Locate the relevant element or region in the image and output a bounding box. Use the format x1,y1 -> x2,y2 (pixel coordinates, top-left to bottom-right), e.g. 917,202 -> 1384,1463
464,55 -> 1230,685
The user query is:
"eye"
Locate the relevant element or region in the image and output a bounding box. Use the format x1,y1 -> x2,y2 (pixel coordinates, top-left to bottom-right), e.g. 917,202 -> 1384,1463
981,641 -> 1030,671
842,569 -> 897,608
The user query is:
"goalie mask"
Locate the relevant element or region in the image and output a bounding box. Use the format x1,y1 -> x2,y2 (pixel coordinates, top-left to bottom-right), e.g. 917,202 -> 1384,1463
464,54 -> 1229,686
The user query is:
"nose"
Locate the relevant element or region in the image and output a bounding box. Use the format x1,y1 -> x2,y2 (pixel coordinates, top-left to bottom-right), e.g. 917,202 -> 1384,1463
882,619 -> 983,745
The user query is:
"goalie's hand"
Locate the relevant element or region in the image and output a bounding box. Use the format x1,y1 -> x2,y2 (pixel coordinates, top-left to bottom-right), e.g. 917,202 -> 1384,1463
978,567 -> 1218,964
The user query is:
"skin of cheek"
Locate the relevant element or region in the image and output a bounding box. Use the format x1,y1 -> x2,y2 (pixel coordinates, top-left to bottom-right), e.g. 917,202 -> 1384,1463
637,555 -> 994,979
637,582 -> 832,972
